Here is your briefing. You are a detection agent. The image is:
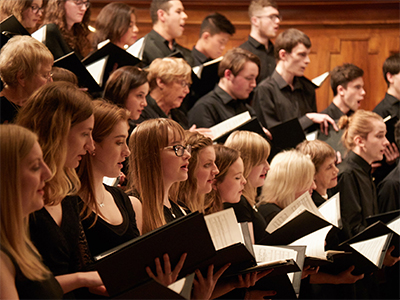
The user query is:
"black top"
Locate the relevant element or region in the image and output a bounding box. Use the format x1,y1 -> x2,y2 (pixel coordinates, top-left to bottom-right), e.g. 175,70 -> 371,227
377,163 -> 400,213
136,94 -> 189,129
321,102 -> 353,121
257,202 -> 282,225
141,29 -> 194,67
163,200 -> 188,223
252,70 -> 316,130
191,46 -> 210,66
0,95 -> 20,124
223,195 -> 268,243
42,23 -> 74,60
2,248 -> 63,299
329,151 -> 378,241
311,190 -> 326,207
373,93 -> 400,119
80,185 -> 140,257
239,36 -> 275,83
188,85 -> 256,128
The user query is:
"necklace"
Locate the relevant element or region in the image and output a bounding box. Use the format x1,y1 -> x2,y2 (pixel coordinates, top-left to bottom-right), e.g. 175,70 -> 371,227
99,202 -> 105,208
169,206 -> 176,218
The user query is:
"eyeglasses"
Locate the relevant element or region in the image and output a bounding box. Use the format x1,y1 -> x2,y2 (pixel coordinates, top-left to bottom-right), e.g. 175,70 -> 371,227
177,80 -> 190,88
39,71 -> 53,81
255,14 -> 282,22
30,5 -> 44,14
164,144 -> 192,157
68,0 -> 90,9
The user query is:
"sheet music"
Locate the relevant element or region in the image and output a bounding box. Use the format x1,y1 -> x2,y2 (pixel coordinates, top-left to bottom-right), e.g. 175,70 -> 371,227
290,225 -> 332,258
318,193 -> 341,227
204,208 -> 244,251
103,176 -> 118,187
266,192 -> 325,233
209,111 -> 251,141
86,56 -> 108,86
350,234 -> 390,266
97,39 -> 110,49
126,37 -> 144,59
387,216 -> 400,235
311,71 -> 329,87
306,130 -> 318,141
31,26 -> 46,42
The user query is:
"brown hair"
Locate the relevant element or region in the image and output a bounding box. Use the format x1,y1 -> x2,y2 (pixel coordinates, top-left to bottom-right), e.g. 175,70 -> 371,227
296,140 -> 336,173
248,0 -> 278,18
274,28 -> 311,61
330,63 -> 364,96
383,53 -> 400,87
149,0 -> 172,24
51,66 -> 78,85
218,47 -> 260,78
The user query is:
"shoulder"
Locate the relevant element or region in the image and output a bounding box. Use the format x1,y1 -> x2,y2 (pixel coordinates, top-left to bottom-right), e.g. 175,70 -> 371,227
0,250 -> 17,297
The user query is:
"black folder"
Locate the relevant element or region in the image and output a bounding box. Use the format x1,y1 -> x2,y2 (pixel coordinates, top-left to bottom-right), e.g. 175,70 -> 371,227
54,52 -> 102,94
0,15 -> 30,49
268,118 -> 306,160
94,212 -> 215,298
82,42 -> 143,88
385,115 -> 399,145
259,210 -> 332,246
366,209 -> 400,225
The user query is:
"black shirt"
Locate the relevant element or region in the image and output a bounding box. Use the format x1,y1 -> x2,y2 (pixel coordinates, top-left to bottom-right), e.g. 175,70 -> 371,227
164,200 -> 188,223
0,95 -> 20,124
321,102 -> 353,121
239,36 -> 276,83
377,163 -> 400,213
188,85 -> 256,128
191,46 -> 210,66
42,23 -> 74,60
136,94 -> 189,129
373,93 -> 400,119
329,151 -> 378,241
252,70 -> 316,130
257,202 -> 282,226
141,29 -> 194,67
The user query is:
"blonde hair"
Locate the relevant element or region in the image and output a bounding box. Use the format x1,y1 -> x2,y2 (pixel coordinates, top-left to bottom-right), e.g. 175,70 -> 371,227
78,100 -> 130,225
0,35 -> 53,88
0,124 -> 51,281
147,57 -> 192,91
16,82 -> 93,205
248,0 -> 278,18
204,145 -> 240,215
224,131 -> 270,206
258,150 -> 315,209
170,131 -> 213,213
127,118 -> 185,234
0,0 -> 32,25
338,109 -> 383,151
296,140 -> 336,173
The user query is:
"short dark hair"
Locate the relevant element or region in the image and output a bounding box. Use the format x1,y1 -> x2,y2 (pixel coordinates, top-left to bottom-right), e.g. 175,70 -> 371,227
248,0 -> 278,18
199,12 -> 235,37
330,63 -> 364,96
218,48 -> 260,78
383,53 -> 400,87
274,28 -> 311,61
150,0 -> 172,24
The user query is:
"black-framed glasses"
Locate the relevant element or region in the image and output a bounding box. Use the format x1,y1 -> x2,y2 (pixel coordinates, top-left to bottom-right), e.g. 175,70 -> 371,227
31,5 -> 44,14
255,14 -> 282,22
68,0 -> 90,9
164,144 -> 192,157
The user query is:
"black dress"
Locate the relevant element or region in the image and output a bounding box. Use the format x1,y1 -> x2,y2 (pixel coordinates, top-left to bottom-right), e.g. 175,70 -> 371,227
257,202 -> 282,225
2,249 -> 63,299
0,95 -> 20,124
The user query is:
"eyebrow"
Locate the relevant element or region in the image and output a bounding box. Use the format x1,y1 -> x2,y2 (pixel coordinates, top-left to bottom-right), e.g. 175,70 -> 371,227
114,134 -> 127,139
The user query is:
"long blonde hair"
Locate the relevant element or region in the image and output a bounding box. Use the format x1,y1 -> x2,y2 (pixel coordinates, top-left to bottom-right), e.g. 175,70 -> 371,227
258,150 -> 315,209
16,82 -> 93,205
224,131 -> 270,206
0,124 -> 51,281
127,118 -> 185,234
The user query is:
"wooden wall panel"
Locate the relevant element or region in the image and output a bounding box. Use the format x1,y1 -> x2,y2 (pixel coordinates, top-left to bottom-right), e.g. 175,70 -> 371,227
90,1 -> 400,112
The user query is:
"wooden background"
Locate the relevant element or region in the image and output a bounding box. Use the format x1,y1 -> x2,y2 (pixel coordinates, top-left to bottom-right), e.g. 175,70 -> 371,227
90,0 -> 400,112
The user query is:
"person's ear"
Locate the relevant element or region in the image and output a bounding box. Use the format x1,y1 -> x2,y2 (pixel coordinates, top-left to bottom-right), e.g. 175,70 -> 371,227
16,71 -> 26,87
386,72 -> 394,85
156,77 -> 166,90
278,49 -> 287,61
338,85 -> 345,96
224,69 -> 234,80
250,16 -> 259,27
354,135 -> 365,149
157,9 -> 166,22
202,31 -> 211,41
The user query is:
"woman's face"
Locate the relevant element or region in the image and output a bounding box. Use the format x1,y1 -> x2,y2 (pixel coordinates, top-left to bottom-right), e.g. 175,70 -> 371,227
314,156 -> 338,193
160,78 -> 190,112
160,131 -> 191,187
64,0 -> 88,29
20,141 -> 52,216
247,159 -> 270,188
117,13 -> 139,49
65,115 -> 95,168
360,119 -> 389,164
125,82 -> 149,121
294,180 -> 317,200
21,0 -> 43,30
215,157 -> 247,204
92,121 -> 130,178
194,146 -> 219,195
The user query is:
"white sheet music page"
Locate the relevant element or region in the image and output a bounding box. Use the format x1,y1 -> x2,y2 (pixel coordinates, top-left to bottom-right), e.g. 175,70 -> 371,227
318,193 -> 341,227
210,111 -> 251,141
86,56 -> 108,86
350,234 -> 390,266
290,225 -> 333,259
31,26 -> 46,43
204,208 -> 243,251
387,216 -> 400,235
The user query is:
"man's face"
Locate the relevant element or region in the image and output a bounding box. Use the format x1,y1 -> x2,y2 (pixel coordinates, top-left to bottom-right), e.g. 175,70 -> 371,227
163,0 -> 187,39
228,61 -> 259,99
283,43 -> 311,77
204,32 -> 231,59
254,6 -> 280,39
340,77 -> 366,112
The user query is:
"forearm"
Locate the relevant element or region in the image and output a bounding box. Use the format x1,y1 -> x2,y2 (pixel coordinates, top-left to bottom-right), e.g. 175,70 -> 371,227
55,271 -> 101,294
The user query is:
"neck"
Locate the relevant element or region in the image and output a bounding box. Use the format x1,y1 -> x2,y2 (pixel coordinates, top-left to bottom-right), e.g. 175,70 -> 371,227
218,79 -> 236,100
387,86 -> 400,101
92,168 -> 108,203
249,30 -> 270,48
153,24 -> 174,49
194,42 -> 208,59
163,182 -> 173,208
0,86 -> 28,106
315,186 -> 327,197
150,89 -> 171,115
352,147 -> 373,165
275,61 -> 295,86
332,95 -> 350,114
